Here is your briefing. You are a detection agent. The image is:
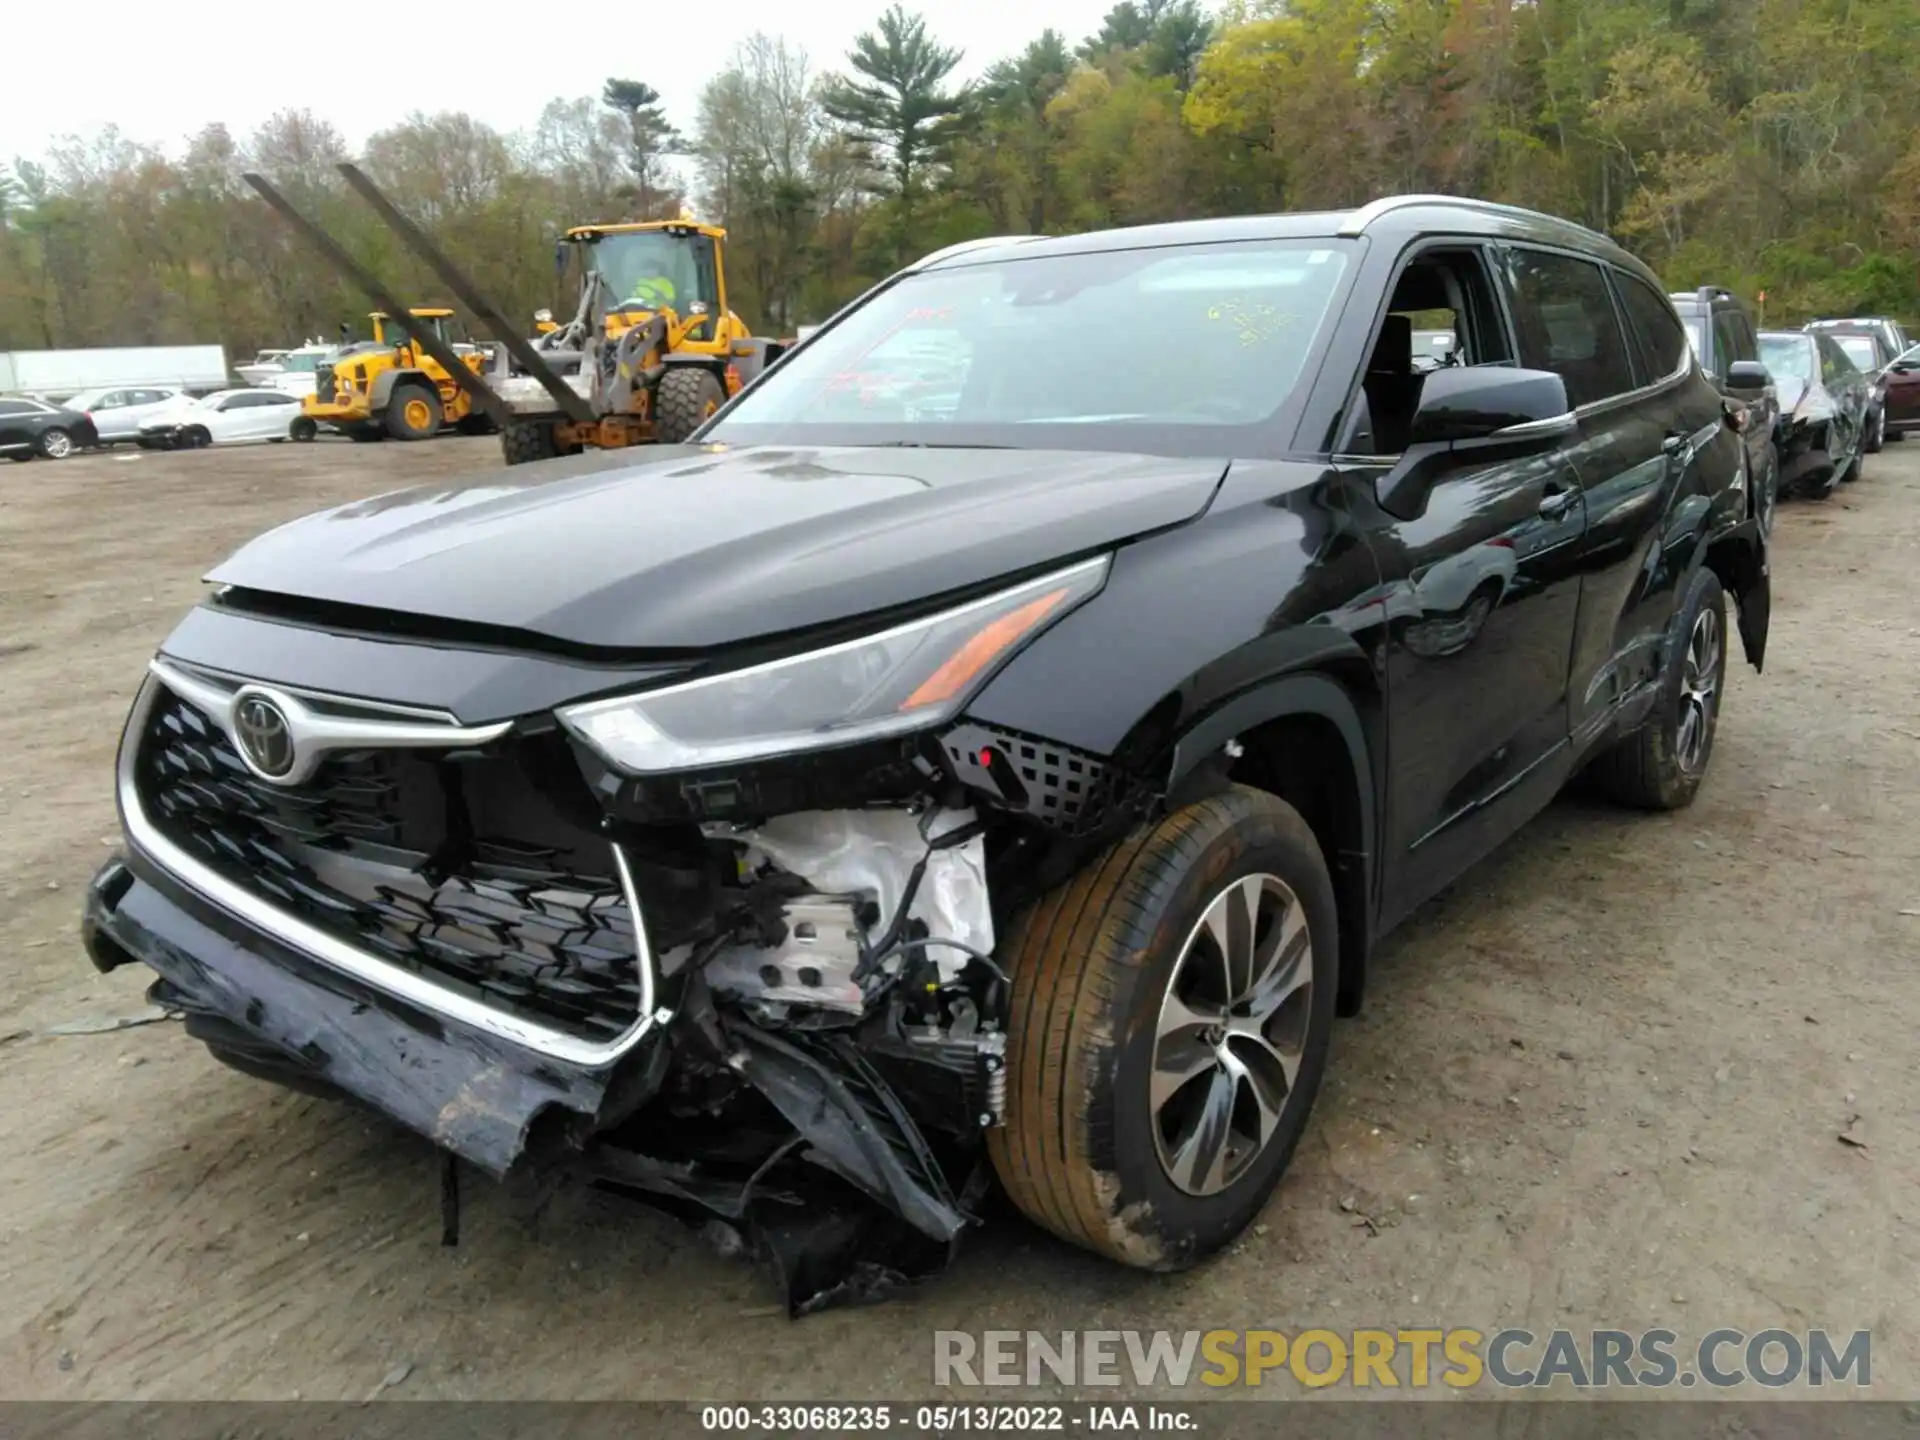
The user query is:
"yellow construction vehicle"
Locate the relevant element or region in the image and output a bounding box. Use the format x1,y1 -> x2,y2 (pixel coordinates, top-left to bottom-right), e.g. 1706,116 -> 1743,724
495,214 -> 779,462
245,165 -> 792,467
303,308 -> 493,441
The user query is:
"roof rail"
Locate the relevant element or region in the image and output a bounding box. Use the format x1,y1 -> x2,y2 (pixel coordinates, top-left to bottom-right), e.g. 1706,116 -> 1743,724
910,234 -> 1038,269
1336,193 -> 1609,241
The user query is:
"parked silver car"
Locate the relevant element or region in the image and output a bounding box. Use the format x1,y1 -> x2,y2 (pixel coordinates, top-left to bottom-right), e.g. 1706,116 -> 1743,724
63,386 -> 186,444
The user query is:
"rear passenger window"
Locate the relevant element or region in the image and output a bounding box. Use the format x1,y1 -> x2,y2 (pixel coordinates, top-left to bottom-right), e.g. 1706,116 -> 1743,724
1614,274 -> 1690,380
1500,248 -> 1636,408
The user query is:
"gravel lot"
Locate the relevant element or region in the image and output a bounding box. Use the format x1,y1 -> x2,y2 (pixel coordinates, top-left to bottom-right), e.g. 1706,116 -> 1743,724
1,434 -> 1916,1400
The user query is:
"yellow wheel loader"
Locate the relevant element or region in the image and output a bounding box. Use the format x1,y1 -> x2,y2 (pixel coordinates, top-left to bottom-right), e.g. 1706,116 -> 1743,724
245,165 -> 790,468
303,309 -> 495,442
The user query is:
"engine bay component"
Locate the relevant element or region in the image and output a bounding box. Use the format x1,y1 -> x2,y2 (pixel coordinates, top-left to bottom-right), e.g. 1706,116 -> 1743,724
702,893 -> 868,1016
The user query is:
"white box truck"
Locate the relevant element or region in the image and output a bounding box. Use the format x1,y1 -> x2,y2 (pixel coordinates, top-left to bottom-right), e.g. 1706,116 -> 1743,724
0,346 -> 230,402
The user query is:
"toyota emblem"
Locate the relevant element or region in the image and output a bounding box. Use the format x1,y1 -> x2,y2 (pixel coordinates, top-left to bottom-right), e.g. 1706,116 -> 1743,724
234,694 -> 296,779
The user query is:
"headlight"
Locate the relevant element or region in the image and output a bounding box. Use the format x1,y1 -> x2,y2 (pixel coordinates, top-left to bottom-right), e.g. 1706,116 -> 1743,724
559,556 -> 1110,773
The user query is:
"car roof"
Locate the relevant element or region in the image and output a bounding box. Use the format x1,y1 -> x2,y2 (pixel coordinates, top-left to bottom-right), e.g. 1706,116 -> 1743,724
914,193 -> 1656,283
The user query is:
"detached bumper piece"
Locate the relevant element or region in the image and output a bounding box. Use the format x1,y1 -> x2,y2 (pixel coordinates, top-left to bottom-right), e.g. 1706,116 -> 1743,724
84,853 -> 992,1316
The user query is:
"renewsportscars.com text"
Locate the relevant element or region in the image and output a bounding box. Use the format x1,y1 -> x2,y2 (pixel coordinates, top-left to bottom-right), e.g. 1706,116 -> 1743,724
933,1328 -> 1871,1391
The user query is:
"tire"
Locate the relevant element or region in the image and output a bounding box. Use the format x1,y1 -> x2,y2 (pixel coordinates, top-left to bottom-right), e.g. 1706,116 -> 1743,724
289,416 -> 318,442
182,427 -> 211,450
500,420 -> 559,466
384,383 -> 441,441
455,413 -> 496,436
1753,443 -> 1778,539
346,424 -> 384,443
37,427 -> 74,459
988,786 -> 1339,1270
654,367 -> 725,443
5,453 -> 30,463
1587,567 -> 1727,811
1865,405 -> 1885,454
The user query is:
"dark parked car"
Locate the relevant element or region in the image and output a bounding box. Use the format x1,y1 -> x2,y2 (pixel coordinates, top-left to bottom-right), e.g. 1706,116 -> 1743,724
1669,287 -> 1779,530
1884,342 -> 1920,439
1804,319 -> 1909,451
82,196 -> 1771,1312
0,396 -> 99,461
1758,330 -> 1873,499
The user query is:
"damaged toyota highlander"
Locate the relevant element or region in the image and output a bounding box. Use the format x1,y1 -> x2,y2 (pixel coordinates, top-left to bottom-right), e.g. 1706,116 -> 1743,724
82,197 -> 1771,1314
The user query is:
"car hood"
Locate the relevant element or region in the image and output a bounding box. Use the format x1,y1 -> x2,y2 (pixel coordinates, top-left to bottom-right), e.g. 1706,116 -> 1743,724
206,444 -> 1229,651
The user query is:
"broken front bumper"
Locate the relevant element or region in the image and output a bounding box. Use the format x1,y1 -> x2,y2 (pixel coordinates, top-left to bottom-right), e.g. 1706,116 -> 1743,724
82,852 -> 657,1177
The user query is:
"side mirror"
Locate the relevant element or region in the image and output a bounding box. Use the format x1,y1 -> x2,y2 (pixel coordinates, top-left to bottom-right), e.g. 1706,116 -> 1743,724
1726,359 -> 1771,391
1379,366 -> 1573,521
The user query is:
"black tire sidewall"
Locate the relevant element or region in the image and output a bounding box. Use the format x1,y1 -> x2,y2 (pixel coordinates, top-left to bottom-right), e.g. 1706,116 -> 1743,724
1092,795 -> 1339,1268
656,369 -> 724,443
1653,568 -> 1728,800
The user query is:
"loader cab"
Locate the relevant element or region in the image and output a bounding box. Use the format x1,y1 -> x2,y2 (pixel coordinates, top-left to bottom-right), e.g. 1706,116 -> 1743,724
569,220 -> 735,353
369,308 -> 458,353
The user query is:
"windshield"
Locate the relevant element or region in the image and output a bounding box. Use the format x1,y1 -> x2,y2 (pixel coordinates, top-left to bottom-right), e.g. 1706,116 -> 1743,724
282,353 -> 324,373
1832,335 -> 1879,372
711,240 -> 1353,448
1760,335 -> 1815,383
589,231 -> 712,312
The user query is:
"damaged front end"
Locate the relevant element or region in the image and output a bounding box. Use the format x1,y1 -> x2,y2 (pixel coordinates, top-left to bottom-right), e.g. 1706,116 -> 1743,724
84,557 -> 1145,1314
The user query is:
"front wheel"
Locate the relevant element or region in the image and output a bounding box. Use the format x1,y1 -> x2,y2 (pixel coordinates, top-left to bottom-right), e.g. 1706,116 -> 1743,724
385,384 -> 441,441
1864,405 -> 1886,455
181,427 -> 211,450
289,416 -> 318,442
654,367 -> 725,443
989,786 -> 1338,1269
1587,568 -> 1727,810
37,427 -> 74,459
500,420 -> 558,465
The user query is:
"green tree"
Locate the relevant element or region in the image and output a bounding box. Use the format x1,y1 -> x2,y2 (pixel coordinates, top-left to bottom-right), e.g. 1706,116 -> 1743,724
601,78 -> 681,216
821,7 -> 967,209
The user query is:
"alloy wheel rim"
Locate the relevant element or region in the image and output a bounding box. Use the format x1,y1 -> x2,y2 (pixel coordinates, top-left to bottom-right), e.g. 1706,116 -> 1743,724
45,431 -> 71,458
1676,606 -> 1721,774
1151,872 -> 1314,1197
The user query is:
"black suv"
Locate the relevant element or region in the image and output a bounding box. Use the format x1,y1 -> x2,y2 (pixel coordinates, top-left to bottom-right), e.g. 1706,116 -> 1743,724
83,196 -> 1770,1312
1669,286 -> 1780,530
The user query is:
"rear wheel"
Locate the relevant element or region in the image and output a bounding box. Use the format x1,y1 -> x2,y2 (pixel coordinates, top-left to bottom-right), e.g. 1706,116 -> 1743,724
654,368 -> 724,443
1587,567 -> 1726,811
385,384 -> 441,441
37,427 -> 74,459
989,786 -> 1338,1269
1753,443 -> 1778,538
1865,405 -> 1886,454
289,416 -> 318,442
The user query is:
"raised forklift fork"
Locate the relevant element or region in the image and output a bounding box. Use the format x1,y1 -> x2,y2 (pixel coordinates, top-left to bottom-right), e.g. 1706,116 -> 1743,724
241,172 -> 521,434
334,164 -> 597,427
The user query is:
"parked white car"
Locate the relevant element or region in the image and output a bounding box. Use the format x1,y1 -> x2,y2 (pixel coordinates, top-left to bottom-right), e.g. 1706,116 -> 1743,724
63,386 -> 186,444
137,389 -> 314,448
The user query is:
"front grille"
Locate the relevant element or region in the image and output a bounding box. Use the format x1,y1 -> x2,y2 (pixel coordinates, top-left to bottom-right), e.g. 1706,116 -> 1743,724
135,687 -> 645,1043
314,365 -> 336,403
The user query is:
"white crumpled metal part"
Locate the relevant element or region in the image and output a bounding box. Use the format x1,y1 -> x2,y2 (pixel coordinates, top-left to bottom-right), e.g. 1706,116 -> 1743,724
738,808 -> 994,983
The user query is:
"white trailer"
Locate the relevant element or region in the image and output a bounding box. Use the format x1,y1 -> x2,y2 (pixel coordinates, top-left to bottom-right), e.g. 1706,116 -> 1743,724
0,346 -> 230,402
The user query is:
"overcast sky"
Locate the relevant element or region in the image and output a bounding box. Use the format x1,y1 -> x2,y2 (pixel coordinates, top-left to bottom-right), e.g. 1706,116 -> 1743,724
3,0 -> 1121,166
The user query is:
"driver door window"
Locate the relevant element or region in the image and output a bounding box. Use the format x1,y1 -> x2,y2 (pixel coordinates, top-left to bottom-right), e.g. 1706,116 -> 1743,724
1352,244 -> 1511,456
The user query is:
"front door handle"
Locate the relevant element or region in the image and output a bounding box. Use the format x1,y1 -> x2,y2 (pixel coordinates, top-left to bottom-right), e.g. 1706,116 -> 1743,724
1539,484 -> 1580,520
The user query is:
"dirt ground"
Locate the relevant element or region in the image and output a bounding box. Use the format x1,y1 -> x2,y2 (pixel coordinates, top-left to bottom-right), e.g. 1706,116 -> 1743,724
0,433 -> 1916,1402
